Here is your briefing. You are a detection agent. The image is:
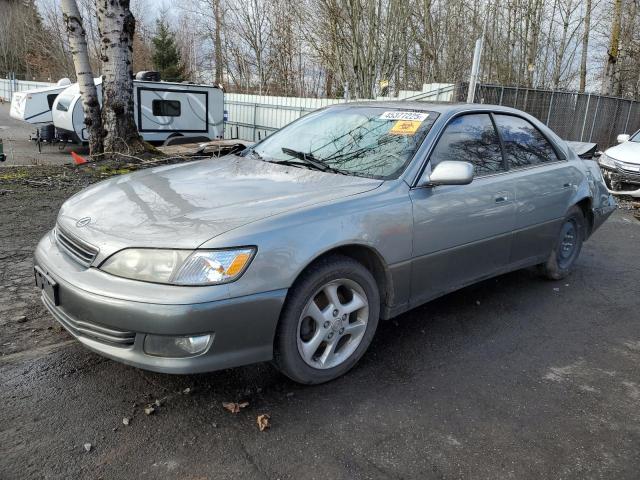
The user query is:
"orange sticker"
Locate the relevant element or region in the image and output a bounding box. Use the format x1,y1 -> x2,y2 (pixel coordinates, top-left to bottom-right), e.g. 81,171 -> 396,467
389,120 -> 422,135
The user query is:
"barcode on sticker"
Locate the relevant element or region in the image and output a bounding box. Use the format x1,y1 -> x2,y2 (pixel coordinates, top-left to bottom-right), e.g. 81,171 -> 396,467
379,111 -> 429,121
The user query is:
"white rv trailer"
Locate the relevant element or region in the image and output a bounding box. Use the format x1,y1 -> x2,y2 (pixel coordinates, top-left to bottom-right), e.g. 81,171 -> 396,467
52,77 -> 224,144
9,78 -> 72,125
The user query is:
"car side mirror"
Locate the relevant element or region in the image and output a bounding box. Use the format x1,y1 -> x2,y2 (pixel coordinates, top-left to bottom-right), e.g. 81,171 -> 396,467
421,161 -> 474,186
617,134 -> 630,144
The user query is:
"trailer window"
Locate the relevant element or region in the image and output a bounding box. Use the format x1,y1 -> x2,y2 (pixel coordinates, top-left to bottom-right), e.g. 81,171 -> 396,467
47,94 -> 59,110
152,100 -> 181,117
56,95 -> 72,112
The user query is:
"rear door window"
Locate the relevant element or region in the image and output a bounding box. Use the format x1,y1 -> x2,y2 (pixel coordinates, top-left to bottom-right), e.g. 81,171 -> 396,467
429,113 -> 505,177
493,114 -> 558,169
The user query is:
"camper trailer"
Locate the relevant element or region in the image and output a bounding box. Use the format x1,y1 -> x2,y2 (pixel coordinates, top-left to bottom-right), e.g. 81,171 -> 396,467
52,74 -> 224,145
9,78 -> 72,125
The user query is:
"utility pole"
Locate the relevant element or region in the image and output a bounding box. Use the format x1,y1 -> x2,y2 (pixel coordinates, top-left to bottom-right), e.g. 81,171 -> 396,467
467,4 -> 489,103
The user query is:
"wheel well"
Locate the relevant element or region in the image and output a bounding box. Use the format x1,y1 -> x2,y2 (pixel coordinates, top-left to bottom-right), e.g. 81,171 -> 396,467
575,197 -> 594,236
305,245 -> 394,319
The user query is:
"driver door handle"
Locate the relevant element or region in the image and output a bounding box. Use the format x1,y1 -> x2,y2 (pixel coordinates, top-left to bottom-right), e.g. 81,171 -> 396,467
495,195 -> 508,203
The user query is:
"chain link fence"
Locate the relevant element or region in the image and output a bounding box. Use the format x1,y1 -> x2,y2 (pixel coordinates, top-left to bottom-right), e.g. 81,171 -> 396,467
458,83 -> 640,149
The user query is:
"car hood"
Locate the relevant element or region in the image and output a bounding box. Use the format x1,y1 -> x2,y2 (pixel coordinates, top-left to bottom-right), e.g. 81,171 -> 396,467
606,141 -> 640,164
57,156 -> 382,254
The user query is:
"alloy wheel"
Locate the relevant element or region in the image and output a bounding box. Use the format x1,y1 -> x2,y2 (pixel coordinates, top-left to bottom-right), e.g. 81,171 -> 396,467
296,278 -> 369,369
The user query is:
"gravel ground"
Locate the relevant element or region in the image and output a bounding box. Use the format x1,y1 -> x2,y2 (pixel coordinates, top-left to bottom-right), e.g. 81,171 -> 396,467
0,161 -> 639,479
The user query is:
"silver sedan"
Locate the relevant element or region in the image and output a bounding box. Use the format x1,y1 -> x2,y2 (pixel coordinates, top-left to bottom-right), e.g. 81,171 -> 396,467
34,103 -> 616,384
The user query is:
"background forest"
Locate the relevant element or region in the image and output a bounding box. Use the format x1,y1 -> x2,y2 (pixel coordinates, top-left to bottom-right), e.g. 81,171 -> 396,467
1,0 -> 639,99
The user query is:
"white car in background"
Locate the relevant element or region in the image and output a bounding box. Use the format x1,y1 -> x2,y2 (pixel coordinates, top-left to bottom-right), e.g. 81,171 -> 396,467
599,130 -> 640,197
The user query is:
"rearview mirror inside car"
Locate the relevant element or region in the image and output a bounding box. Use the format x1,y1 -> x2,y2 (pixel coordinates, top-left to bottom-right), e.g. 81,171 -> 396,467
422,161 -> 474,186
617,134 -> 630,144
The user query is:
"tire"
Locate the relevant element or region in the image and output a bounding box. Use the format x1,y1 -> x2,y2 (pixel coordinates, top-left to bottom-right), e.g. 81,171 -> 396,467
538,205 -> 586,280
273,254 -> 380,384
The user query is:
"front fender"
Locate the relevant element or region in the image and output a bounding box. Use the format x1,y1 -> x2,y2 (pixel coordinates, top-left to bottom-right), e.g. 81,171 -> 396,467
200,181 -> 414,305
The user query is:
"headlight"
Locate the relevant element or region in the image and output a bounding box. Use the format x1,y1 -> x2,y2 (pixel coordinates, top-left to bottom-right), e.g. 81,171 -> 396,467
100,247 -> 256,285
599,153 -> 616,169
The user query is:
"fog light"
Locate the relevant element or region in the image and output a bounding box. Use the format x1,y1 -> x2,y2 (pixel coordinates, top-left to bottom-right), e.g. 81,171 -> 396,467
143,334 -> 212,358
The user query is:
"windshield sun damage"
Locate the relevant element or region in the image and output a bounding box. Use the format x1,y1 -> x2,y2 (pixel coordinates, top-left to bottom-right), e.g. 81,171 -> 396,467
251,107 -> 438,179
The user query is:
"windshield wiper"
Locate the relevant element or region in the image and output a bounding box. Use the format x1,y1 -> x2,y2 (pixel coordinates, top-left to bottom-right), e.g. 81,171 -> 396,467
277,148 -> 347,175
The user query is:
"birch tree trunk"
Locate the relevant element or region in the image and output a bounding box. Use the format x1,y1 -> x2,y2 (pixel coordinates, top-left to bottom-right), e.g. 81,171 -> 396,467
61,0 -> 103,155
96,0 -> 145,154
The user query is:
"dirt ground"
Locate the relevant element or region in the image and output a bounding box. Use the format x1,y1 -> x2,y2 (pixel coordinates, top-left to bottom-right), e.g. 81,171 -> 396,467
0,103 -> 86,166
0,166 -> 99,356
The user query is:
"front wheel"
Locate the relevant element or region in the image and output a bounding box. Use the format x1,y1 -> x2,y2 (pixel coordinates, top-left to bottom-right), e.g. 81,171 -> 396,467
538,206 -> 586,280
273,255 -> 380,384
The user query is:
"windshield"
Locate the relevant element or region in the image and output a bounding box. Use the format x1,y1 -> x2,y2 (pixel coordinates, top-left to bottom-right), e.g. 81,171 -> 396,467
630,131 -> 640,142
252,106 -> 438,179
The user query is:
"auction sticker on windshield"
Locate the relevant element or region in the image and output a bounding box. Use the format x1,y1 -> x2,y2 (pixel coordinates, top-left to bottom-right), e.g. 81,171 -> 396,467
379,111 -> 429,121
389,120 -> 422,135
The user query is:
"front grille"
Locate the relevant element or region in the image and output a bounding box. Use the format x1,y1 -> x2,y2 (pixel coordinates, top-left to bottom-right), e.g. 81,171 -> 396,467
55,225 -> 99,267
41,293 -> 136,346
615,160 -> 640,176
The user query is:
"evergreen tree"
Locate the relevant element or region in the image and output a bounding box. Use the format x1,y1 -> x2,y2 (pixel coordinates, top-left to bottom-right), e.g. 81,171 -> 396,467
151,18 -> 184,82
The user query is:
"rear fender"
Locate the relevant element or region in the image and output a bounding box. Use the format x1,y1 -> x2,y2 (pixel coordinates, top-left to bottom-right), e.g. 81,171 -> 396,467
572,160 -> 617,235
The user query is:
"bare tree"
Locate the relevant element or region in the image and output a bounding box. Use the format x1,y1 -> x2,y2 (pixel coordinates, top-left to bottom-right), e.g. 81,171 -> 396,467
579,0 -> 592,92
96,0 -> 144,153
15,0 -> 626,101
603,0 -> 623,95
61,0 -> 103,154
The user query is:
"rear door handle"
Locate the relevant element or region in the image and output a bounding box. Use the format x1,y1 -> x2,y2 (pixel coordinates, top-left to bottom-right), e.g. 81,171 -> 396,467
495,195 -> 508,203
563,182 -> 573,188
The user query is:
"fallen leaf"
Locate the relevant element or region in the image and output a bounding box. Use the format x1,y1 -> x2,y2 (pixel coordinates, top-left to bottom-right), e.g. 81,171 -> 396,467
257,414 -> 270,431
122,417 -> 131,426
144,405 -> 155,415
83,443 -> 92,452
222,401 -> 249,414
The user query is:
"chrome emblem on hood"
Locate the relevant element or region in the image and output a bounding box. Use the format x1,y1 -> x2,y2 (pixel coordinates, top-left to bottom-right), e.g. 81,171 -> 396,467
75,217 -> 92,228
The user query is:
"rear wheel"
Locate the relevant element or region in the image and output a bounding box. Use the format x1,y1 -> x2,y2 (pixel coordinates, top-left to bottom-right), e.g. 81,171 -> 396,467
273,255 -> 380,384
538,205 -> 585,280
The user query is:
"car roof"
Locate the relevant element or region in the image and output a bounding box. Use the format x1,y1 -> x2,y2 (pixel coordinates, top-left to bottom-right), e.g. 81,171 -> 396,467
329,101 -> 526,116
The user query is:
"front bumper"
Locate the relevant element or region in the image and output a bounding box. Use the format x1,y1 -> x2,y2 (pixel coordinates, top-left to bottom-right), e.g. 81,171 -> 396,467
601,162 -> 640,197
34,233 -> 287,374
